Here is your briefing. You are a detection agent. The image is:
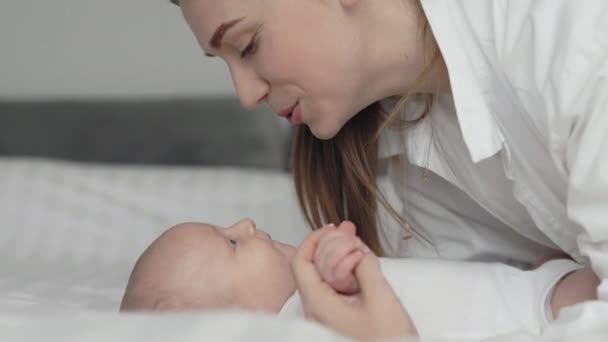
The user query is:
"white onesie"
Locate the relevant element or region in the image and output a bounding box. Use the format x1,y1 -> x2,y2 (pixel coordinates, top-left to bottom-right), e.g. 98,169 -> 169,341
278,258 -> 582,341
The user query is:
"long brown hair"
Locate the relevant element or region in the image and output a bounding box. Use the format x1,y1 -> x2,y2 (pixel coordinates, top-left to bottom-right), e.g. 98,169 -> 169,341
291,103 -> 386,254
291,100 -> 435,255
292,4 -> 438,256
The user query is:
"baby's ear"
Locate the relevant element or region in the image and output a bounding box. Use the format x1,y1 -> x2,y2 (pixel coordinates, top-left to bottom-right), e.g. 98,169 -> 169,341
337,221 -> 357,236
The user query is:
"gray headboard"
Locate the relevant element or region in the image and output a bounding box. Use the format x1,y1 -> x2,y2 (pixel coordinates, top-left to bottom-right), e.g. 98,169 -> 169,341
0,97 -> 291,170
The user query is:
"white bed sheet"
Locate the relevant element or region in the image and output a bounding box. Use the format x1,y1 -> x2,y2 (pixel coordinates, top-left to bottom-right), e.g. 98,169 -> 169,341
1,157 -> 607,342
0,311 -> 349,342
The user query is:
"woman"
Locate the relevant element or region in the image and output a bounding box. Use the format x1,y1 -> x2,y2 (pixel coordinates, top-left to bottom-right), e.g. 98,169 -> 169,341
168,0 -> 607,340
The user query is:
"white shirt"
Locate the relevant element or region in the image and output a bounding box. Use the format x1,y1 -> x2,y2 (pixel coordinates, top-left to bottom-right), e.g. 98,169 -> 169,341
378,0 -> 608,339
279,258 -> 581,341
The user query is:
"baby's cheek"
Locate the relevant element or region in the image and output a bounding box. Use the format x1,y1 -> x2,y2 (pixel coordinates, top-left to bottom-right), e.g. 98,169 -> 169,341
271,261 -> 298,305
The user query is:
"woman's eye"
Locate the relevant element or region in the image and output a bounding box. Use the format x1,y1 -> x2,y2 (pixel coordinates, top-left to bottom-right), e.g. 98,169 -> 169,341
240,35 -> 258,59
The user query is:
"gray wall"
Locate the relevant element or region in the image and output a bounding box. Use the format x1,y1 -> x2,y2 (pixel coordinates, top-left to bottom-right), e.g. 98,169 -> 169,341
0,0 -> 234,99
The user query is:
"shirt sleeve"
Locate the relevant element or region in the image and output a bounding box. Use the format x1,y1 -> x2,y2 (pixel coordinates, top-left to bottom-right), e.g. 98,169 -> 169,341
479,0 -> 608,338
561,39 -> 608,321
503,0 -> 608,335
380,258 -> 583,341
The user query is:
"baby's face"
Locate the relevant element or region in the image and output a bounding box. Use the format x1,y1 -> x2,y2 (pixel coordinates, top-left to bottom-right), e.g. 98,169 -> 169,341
173,219 -> 297,312
213,218 -> 297,311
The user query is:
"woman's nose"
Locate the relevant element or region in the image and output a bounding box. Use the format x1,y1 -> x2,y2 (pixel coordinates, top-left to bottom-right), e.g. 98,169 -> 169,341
228,218 -> 257,238
230,65 -> 268,110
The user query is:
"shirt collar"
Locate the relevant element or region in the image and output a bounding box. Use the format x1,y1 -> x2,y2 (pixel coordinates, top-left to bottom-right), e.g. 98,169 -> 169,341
377,0 -> 506,164
378,96 -> 462,187
420,0 -> 504,163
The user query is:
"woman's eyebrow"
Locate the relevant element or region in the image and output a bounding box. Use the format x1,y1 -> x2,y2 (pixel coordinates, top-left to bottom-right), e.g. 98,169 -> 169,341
205,17 -> 245,57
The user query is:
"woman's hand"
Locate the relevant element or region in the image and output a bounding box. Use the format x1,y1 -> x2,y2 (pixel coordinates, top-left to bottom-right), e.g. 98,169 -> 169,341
532,253 -> 600,319
313,222 -> 370,294
292,225 -> 417,342
550,266 -> 600,319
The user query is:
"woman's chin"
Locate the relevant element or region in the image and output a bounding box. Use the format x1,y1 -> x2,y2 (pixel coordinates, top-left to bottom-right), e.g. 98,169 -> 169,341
308,121 -> 341,140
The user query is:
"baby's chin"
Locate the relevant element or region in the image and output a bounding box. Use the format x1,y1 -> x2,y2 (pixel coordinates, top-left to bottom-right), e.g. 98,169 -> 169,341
272,241 -> 297,262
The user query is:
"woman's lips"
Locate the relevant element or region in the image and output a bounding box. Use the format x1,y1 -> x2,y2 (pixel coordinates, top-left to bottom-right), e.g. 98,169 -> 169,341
278,101 -> 302,125
278,102 -> 297,118
288,102 -> 302,124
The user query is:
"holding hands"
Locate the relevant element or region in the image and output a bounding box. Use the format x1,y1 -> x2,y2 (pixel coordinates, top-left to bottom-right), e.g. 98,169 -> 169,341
292,221 -> 417,341
313,221 -> 370,295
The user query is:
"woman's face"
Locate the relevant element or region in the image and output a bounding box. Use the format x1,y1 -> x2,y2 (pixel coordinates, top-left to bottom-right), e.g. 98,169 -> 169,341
179,0 -> 383,139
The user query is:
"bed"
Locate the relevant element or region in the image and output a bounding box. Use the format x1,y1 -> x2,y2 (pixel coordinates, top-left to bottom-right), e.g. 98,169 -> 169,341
0,98 -> 606,342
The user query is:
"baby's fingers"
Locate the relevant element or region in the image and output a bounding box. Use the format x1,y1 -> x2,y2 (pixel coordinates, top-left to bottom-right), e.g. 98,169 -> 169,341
294,231 -> 360,325
332,249 -> 365,294
315,228 -> 344,262
315,232 -> 357,278
336,221 -> 356,235
293,226 -> 339,305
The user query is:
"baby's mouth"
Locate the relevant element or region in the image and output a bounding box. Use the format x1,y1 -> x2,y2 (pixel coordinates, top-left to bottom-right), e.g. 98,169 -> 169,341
256,230 -> 272,241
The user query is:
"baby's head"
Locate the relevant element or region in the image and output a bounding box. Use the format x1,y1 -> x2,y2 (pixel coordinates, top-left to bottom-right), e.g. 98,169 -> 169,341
120,219 -> 297,313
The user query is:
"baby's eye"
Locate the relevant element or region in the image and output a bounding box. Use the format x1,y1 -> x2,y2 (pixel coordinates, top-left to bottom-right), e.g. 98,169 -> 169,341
229,238 -> 238,246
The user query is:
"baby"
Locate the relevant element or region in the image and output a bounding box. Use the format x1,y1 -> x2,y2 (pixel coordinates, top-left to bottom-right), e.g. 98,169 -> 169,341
121,219 -> 297,313
120,219 -> 594,340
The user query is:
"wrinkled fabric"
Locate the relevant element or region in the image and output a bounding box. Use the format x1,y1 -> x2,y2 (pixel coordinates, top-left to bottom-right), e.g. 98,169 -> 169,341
379,0 -> 608,339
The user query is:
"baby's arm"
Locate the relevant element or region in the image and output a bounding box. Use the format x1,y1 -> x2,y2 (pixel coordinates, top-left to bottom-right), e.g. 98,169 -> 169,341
313,221 -> 370,294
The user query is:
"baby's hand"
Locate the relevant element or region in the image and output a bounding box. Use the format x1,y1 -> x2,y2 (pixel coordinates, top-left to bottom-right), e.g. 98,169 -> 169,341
313,221 -> 371,294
